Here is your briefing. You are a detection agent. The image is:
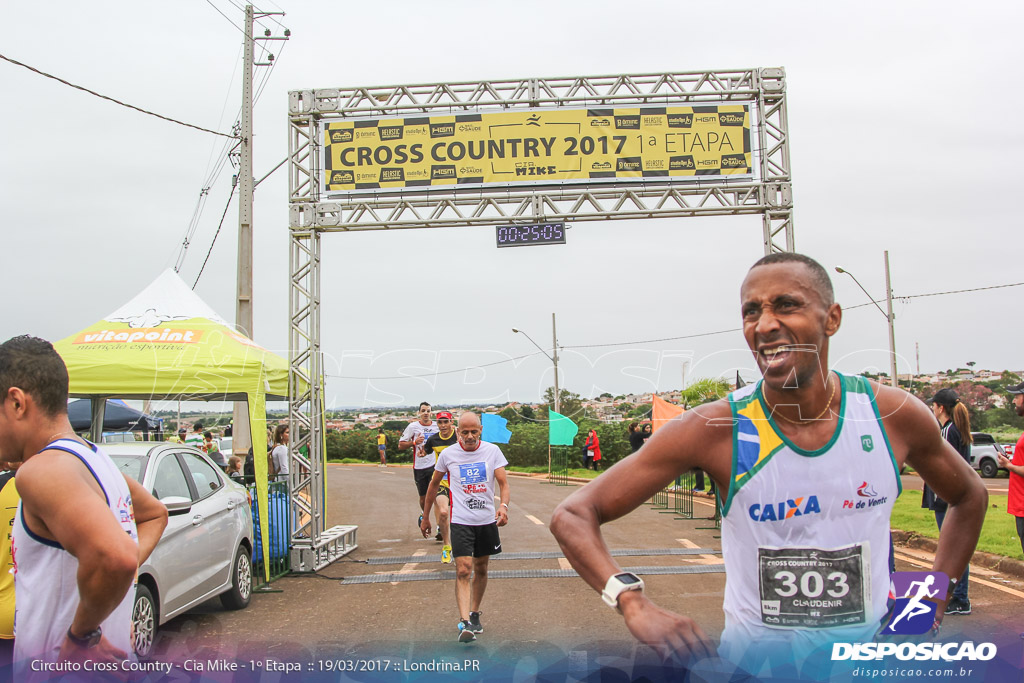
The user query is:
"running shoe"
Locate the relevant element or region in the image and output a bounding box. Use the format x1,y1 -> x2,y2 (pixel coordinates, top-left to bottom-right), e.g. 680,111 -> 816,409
441,545 -> 453,564
944,598 -> 971,615
435,531 -> 443,542
469,611 -> 483,633
457,620 -> 476,642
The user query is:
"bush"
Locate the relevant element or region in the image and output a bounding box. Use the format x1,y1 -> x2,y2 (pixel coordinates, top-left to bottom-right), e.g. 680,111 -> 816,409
325,430 -> 409,463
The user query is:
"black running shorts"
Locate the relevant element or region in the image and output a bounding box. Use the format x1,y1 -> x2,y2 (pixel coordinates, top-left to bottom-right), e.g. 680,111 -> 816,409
414,467 -> 434,496
450,522 -> 502,558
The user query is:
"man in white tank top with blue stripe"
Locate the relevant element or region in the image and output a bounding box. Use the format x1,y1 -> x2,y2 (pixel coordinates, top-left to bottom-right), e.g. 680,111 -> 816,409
552,254 -> 987,673
0,336 -> 167,677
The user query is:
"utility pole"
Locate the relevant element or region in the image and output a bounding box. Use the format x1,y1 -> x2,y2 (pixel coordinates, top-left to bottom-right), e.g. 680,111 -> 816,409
884,250 -> 897,388
232,5 -> 255,456
232,5 -> 287,456
552,313 -> 560,414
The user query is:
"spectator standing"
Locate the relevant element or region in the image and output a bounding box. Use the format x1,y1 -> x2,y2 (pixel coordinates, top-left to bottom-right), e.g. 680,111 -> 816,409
377,429 -> 387,468
0,463 -> 18,670
185,422 -> 204,448
628,422 -> 645,453
271,424 -> 290,481
583,429 -> 601,470
227,456 -> 244,483
922,388 -> 974,615
169,427 -> 187,443
997,381 -> 1024,556
204,430 -> 227,470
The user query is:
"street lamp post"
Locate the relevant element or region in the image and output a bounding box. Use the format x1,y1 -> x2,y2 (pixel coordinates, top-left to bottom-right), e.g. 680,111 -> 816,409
513,313 -> 560,480
835,251 -> 898,388
512,313 -> 560,413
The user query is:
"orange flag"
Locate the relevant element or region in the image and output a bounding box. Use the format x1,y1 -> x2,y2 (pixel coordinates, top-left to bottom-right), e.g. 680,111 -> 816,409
651,394 -> 684,433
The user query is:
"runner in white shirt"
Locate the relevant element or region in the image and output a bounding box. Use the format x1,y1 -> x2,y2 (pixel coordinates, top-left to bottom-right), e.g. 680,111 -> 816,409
0,336 -> 167,677
421,411 -> 510,643
400,402 -> 439,533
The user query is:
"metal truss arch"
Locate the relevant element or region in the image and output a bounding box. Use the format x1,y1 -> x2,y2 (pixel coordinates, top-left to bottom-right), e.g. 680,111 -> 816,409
286,68 -> 794,570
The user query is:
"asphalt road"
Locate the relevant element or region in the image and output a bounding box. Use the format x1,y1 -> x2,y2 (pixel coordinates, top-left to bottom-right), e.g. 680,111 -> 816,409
145,464 -> 1024,679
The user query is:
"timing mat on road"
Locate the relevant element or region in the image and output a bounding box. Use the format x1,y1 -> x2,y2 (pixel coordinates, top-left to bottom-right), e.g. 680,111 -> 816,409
341,563 -> 725,585
364,547 -> 721,565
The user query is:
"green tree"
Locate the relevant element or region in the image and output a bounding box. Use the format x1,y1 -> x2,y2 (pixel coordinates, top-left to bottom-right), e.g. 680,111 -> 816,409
520,404 -> 535,420
499,406 -> 520,424
537,386 -> 584,420
382,419 -> 408,431
680,377 -> 731,408
628,403 -> 652,419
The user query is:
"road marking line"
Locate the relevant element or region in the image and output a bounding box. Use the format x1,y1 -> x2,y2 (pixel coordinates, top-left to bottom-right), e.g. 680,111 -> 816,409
558,558 -> 573,570
893,551 -> 1024,599
391,549 -> 428,585
676,538 -> 720,565
525,514 -> 545,526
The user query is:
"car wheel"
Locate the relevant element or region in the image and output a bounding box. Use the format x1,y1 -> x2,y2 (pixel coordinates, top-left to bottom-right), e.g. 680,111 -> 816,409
220,544 -> 253,610
132,584 -> 158,659
979,459 -> 998,478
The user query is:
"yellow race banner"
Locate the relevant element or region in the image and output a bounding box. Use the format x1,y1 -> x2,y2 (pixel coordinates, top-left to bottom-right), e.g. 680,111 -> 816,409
322,105 -> 751,193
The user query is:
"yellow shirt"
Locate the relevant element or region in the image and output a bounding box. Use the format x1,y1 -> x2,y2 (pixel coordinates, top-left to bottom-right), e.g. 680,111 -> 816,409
0,473 -> 18,639
377,434 -> 386,446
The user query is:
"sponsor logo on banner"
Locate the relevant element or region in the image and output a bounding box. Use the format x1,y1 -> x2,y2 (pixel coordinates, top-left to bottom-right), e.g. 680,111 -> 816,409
667,113 -> 694,128
616,157 -> 642,172
589,118 -> 611,127
430,123 -> 456,138
719,112 -> 745,126
747,495 -> 821,522
73,328 -> 204,345
721,154 -> 748,169
380,168 -> 405,182
642,115 -> 665,127
881,571 -> 947,634
331,170 -> 355,185
330,128 -> 354,143
591,161 -> 612,170
378,126 -> 403,141
669,155 -> 696,170
614,115 -> 641,129
431,165 -> 457,179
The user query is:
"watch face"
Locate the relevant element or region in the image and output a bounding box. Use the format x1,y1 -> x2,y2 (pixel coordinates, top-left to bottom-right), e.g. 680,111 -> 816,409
616,573 -> 641,585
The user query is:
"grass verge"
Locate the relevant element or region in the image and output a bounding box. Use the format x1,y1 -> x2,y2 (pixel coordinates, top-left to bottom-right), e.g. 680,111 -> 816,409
891,490 -> 1022,559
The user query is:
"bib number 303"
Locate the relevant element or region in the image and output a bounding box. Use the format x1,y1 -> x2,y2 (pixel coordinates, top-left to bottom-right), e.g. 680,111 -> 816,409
757,545 -> 868,628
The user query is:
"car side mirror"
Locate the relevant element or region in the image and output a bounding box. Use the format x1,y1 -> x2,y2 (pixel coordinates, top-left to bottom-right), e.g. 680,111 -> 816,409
161,496 -> 193,516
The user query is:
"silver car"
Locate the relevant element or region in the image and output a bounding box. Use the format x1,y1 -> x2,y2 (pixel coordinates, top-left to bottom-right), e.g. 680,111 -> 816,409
106,442 -> 253,658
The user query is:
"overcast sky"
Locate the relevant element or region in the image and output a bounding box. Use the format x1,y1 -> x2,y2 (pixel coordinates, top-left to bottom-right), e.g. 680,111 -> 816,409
2,1 -> 1020,409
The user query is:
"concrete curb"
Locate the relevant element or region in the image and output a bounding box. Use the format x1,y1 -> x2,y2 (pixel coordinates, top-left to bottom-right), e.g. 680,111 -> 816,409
891,529 -> 1024,580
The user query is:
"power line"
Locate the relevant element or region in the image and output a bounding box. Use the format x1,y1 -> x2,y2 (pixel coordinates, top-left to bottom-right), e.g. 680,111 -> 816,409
0,52 -> 236,139
192,182 -> 239,289
325,351 -> 548,380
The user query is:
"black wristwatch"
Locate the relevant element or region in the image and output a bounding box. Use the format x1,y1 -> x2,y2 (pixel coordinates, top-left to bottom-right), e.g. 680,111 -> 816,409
66,625 -> 102,649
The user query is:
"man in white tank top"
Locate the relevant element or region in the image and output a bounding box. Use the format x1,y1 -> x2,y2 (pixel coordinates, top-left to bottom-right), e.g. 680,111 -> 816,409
0,336 -> 167,675
551,254 -> 987,672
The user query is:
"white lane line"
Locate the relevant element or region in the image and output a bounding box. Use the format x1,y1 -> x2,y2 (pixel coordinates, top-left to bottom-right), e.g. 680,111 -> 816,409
525,514 -> 545,526
390,549 -> 428,586
676,538 -> 721,565
893,551 -> 1024,599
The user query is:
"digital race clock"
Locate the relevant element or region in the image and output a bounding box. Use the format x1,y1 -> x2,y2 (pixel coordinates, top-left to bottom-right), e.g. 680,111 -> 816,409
495,223 -> 567,248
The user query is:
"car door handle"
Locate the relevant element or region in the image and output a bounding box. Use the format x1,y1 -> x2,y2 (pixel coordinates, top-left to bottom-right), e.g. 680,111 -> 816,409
191,515 -> 204,526
227,498 -> 238,510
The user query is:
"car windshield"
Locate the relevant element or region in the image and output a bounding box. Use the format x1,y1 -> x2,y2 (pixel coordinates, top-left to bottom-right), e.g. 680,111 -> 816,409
109,454 -> 149,482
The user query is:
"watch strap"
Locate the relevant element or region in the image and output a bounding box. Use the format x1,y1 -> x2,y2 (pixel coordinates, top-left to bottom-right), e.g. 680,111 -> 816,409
66,626 -> 102,649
